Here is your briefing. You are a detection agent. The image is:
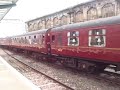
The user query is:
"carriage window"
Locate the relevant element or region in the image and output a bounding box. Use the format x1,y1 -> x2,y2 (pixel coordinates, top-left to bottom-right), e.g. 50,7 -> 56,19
42,34 -> 45,44
29,36 -> 31,39
21,37 -> 24,43
39,34 -> 42,44
34,35 -> 36,39
33,35 -> 37,44
43,35 -> 44,38
24,37 -> 28,44
89,29 -> 106,47
67,31 -> 79,46
15,38 -> 16,42
57,33 -> 62,45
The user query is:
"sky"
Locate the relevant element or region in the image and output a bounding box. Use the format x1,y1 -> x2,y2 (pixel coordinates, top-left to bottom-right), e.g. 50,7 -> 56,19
0,0 -> 90,37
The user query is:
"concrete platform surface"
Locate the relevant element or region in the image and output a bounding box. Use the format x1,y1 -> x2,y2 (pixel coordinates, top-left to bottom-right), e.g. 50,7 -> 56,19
0,56 -> 41,90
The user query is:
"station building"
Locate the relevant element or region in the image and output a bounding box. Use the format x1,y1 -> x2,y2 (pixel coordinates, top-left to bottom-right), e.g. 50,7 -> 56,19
26,0 -> 120,32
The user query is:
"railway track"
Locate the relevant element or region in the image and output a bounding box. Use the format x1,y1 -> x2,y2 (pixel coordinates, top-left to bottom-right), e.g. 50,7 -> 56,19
2,49 -> 74,90
65,64 -> 120,86
2,48 -> 120,90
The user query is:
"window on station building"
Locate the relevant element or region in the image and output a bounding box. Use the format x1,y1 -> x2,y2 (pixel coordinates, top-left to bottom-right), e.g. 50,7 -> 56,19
53,17 -> 59,26
46,19 -> 51,29
88,29 -> 106,47
75,11 -> 83,22
61,15 -> 68,25
67,31 -> 79,46
87,7 -> 97,20
102,3 -> 115,18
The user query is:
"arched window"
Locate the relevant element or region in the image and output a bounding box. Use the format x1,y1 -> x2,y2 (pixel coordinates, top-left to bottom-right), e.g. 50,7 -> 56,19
53,17 -> 59,26
46,19 -> 51,29
41,20 -> 45,29
117,3 -> 120,14
102,3 -> 115,18
38,21 -> 42,30
75,11 -> 83,22
32,23 -> 35,31
34,23 -> 38,30
87,7 -> 97,20
29,24 -> 32,31
60,15 -> 68,25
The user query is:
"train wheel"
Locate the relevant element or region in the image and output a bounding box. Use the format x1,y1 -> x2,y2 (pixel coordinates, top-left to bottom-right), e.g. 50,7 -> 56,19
88,66 -> 96,73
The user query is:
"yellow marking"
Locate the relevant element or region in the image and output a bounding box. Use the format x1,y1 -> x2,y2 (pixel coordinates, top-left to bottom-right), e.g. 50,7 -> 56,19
58,48 -> 63,52
51,46 -> 120,51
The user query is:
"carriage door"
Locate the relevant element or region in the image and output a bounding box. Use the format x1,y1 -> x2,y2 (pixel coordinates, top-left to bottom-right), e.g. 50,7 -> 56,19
46,29 -> 51,55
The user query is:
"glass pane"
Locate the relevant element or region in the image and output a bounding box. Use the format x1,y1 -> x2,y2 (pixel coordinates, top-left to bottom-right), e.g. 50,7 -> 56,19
89,36 -> 106,47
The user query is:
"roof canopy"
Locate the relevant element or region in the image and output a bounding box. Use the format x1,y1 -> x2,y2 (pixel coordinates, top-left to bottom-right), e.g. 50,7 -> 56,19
0,0 -> 18,21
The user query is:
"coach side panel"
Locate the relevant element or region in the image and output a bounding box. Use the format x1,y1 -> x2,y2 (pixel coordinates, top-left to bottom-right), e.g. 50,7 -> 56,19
50,24 -> 120,64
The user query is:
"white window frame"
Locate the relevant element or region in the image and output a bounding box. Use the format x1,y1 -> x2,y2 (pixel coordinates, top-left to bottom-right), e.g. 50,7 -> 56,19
88,29 -> 106,47
67,31 -> 79,46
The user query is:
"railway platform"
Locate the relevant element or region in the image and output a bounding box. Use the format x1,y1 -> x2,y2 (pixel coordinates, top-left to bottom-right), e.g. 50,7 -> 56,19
0,56 -> 40,90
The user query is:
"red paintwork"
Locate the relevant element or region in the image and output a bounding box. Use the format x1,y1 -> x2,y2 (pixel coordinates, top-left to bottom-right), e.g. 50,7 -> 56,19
50,24 -> 120,64
6,30 -> 49,54
0,16 -> 120,65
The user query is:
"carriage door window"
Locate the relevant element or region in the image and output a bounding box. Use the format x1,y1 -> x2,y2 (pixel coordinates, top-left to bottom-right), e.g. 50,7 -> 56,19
52,35 -> 55,43
67,31 -> 79,46
42,34 -> 45,44
57,33 -> 62,45
89,29 -> 106,47
39,34 -> 42,45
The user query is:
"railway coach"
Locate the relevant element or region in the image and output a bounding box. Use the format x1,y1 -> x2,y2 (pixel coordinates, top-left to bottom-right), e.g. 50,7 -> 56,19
49,16 -> 120,72
0,16 -> 120,72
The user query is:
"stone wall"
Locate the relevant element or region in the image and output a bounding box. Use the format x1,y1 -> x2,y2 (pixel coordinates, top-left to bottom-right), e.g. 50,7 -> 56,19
26,0 -> 120,32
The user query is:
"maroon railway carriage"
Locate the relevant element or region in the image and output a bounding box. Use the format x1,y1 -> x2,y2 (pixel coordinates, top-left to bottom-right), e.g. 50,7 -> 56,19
8,29 -> 51,55
49,16 -> 120,71
0,16 -> 120,72
0,37 -> 11,46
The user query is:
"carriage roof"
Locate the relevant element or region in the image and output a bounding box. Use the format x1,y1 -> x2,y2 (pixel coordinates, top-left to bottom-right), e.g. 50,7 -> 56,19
12,29 -> 48,38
